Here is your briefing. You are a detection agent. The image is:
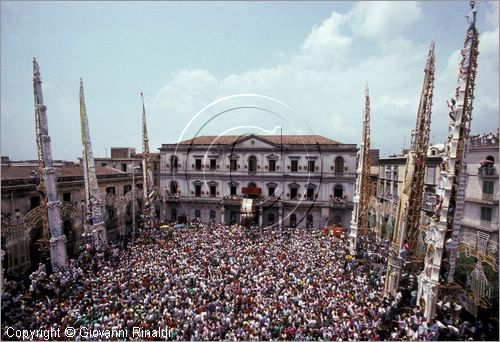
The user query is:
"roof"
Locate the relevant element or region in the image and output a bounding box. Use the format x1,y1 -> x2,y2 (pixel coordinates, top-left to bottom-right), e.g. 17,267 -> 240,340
1,165 -> 126,181
175,135 -> 341,146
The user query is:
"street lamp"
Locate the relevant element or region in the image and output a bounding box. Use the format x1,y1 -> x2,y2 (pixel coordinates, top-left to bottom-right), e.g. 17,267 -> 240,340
131,164 -> 141,239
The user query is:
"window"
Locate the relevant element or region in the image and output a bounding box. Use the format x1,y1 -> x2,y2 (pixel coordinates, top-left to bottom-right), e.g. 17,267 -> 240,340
171,156 -> 178,172
481,207 -> 492,222
63,220 -> 72,237
106,186 -> 116,194
195,159 -> 202,171
101,163 -> 107,167
230,186 -> 237,196
30,196 -> 40,210
123,185 -> 132,194
210,210 -> 216,220
195,210 -> 201,218
230,159 -> 237,171
269,160 -> 276,172
291,160 -> 298,172
121,163 -> 127,172
248,182 -> 256,188
210,159 -> 216,171
290,188 -> 298,200
308,160 -> 315,172
306,214 -> 313,227
230,212 -> 237,224
307,188 -> 314,200
170,181 -> 178,194
335,157 -> 344,175
333,215 -> 342,225
195,185 -> 201,197
63,192 -> 71,202
290,214 -> 297,227
248,156 -> 257,172
426,167 -> 436,184
268,187 -> 276,197
210,185 -> 217,197
483,181 -> 494,194
334,185 -> 343,198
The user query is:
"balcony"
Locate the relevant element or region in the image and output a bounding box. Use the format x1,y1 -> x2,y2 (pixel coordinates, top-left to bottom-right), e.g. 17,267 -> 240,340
482,193 -> 496,202
478,166 -> 496,177
242,187 -> 262,195
480,220 -> 493,229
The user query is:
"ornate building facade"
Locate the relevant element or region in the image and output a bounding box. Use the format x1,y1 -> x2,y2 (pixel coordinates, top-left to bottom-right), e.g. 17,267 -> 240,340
159,134 -> 357,228
375,148 -> 443,241
1,158 -> 142,277
456,132 -> 499,310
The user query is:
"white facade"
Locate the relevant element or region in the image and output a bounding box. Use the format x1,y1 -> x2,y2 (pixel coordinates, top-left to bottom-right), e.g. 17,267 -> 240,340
461,135 -> 499,241
159,134 -> 357,228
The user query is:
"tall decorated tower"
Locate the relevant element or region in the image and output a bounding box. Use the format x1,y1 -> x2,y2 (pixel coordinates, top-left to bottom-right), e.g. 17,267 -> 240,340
33,58 -> 67,269
418,1 -> 479,320
350,86 -> 371,254
80,79 -> 107,246
141,93 -> 155,229
385,42 -> 435,296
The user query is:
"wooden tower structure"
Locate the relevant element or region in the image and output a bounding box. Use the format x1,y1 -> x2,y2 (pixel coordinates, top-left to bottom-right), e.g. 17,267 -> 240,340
417,0 -> 479,320
385,41 -> 436,295
32,58 -> 67,269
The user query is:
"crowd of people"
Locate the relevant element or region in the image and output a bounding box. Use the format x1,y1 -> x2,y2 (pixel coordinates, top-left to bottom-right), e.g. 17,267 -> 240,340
1,223 -> 497,341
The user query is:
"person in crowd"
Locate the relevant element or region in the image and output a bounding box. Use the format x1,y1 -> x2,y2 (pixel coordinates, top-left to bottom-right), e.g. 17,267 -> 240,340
2,222 -> 495,341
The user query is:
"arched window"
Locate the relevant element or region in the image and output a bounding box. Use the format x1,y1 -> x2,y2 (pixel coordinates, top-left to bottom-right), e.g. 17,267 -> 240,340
171,155 -> 178,171
306,214 -> 313,227
170,181 -> 178,194
334,215 -> 342,225
230,212 -> 237,224
290,214 -> 297,227
248,156 -> 257,172
268,213 -> 275,224
195,210 -> 201,219
210,210 -> 216,220
334,185 -> 343,198
248,182 -> 256,188
171,208 -> 177,221
335,156 -> 344,175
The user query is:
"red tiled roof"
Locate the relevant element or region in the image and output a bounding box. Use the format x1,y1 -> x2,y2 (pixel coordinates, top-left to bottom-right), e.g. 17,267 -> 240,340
176,135 -> 340,146
1,165 -> 125,180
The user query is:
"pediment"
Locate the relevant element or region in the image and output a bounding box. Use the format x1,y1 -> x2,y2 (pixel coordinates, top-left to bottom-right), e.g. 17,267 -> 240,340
230,134 -> 278,149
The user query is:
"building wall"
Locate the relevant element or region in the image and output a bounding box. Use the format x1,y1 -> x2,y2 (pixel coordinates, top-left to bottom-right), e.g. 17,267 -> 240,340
375,152 -> 443,239
461,136 -> 499,242
1,163 -> 143,276
159,135 -> 357,228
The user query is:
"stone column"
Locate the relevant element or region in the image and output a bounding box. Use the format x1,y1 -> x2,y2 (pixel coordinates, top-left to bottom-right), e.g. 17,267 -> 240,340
1,249 -> 5,295
220,205 -> 225,225
278,204 -> 283,229
258,206 -> 263,227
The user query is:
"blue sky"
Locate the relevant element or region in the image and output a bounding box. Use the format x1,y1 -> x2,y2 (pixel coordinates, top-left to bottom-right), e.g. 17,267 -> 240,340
1,1 -> 499,161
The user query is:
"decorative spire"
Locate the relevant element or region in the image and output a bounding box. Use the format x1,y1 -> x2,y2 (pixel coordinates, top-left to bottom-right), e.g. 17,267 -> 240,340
79,78 -> 107,246
32,58 -> 67,270
141,92 -> 155,229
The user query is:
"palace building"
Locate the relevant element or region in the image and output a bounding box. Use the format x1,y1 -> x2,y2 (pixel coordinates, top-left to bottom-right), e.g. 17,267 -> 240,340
159,134 -> 357,228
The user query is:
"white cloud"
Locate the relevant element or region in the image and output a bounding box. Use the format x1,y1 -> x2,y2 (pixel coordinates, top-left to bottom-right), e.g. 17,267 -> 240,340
150,2 -> 498,156
348,1 -> 422,40
485,1 -> 499,28
301,12 -> 351,53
